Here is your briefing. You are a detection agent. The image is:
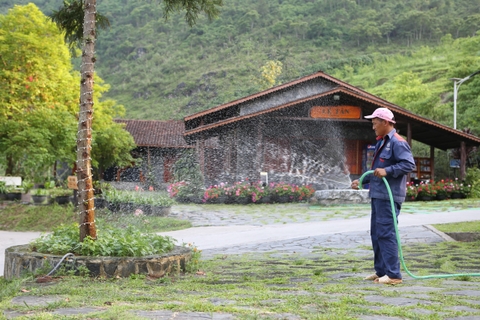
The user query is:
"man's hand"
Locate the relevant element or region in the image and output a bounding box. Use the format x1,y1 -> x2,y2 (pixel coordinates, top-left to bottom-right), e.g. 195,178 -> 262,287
373,168 -> 387,178
351,179 -> 359,190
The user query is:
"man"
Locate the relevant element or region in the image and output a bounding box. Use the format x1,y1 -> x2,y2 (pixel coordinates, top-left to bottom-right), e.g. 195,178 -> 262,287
351,108 -> 415,285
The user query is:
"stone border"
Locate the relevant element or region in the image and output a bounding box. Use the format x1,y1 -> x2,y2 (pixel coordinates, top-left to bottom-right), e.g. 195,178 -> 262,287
310,189 -> 370,205
4,245 -> 191,280
445,232 -> 480,242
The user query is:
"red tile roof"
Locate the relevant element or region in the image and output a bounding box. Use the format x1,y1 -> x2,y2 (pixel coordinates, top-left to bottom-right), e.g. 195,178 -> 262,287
114,119 -> 191,148
183,71 -> 480,150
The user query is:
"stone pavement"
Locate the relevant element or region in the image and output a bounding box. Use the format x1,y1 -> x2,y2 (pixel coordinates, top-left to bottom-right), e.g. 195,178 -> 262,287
2,202 -> 480,319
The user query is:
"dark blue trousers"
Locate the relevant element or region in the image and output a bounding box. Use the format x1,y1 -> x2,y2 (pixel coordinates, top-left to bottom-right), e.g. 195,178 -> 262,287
370,198 -> 402,279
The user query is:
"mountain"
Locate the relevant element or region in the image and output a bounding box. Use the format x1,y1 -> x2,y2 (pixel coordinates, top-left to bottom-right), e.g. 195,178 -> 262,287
2,0 -> 480,129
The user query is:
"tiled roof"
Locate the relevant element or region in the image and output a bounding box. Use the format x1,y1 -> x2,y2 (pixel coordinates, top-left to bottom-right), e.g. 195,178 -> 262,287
114,119 -> 190,148
183,71 -> 480,150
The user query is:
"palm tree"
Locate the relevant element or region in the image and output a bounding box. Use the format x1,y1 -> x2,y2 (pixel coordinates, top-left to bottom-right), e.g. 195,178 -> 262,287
51,0 -> 223,241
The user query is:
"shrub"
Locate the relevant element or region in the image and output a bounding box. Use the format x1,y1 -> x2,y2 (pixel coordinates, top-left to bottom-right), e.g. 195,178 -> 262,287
465,167 -> 480,198
406,181 -> 418,200
416,182 -> 437,198
30,222 -> 175,257
104,189 -> 175,207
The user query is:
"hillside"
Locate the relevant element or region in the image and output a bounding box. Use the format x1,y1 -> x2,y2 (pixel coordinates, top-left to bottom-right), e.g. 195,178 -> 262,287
2,0 -> 480,132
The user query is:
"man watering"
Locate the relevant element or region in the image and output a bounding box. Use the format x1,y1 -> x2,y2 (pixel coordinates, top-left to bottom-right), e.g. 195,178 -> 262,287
351,108 -> 415,285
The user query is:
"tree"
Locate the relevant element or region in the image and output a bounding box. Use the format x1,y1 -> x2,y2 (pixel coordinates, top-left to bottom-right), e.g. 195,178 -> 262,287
258,60 -> 283,90
51,0 -> 223,241
0,4 -> 78,179
90,78 -> 136,180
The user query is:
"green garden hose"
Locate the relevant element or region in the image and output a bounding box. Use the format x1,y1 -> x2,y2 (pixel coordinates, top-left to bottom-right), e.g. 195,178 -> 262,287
359,170 -> 480,279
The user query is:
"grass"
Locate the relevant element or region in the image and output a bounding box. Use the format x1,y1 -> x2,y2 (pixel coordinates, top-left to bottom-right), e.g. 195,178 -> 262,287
1,242 -> 480,319
433,221 -> 480,233
1,199 -> 480,318
0,203 -> 192,233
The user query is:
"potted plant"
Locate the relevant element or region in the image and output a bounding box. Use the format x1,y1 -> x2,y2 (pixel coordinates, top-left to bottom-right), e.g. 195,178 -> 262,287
5,185 -> 22,201
432,180 -> 448,200
446,178 -> 466,199
32,188 -> 49,205
405,181 -> 417,201
416,182 -> 436,201
271,182 -> 296,203
232,181 -> 254,204
21,180 -> 34,203
0,181 -> 7,201
51,188 -> 73,205
203,184 -> 226,204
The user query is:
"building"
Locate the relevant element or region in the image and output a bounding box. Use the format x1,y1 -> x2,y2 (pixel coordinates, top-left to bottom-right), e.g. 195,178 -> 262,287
106,120 -> 191,185
180,71 -> 480,189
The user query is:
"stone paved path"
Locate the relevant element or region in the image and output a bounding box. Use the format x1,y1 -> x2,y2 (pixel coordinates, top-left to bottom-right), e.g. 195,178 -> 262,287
3,201 -> 480,319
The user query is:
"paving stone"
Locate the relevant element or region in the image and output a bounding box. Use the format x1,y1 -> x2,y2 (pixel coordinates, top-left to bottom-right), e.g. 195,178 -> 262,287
444,290 -> 480,297
53,307 -> 106,315
383,285 -> 443,293
446,306 -> 480,312
358,316 -> 403,320
134,310 -> 235,319
10,295 -> 64,307
409,308 -> 435,314
208,298 -> 236,306
364,296 -> 432,306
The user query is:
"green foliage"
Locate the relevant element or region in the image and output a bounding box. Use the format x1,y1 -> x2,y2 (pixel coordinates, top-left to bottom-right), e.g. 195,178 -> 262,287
4,0 -> 480,134
257,60 -> 283,90
30,222 -> 176,256
21,179 -> 34,193
0,202 -> 78,231
0,4 -> 78,176
465,167 -> 480,198
50,0 -> 110,54
0,180 -> 7,193
104,189 -> 175,207
171,150 -> 205,200
184,242 -> 202,273
0,4 -> 137,183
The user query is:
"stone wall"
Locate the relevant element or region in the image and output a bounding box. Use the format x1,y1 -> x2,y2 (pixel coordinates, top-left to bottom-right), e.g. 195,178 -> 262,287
310,189 -> 370,205
4,245 -> 191,280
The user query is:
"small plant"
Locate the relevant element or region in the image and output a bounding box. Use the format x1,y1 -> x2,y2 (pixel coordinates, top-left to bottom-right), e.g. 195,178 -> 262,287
49,188 -> 72,197
405,181 -> 418,200
43,180 -> 56,189
416,182 -> 436,198
185,243 -> 202,273
30,222 -> 175,257
32,188 -> 49,196
0,181 -> 7,194
21,180 -> 34,193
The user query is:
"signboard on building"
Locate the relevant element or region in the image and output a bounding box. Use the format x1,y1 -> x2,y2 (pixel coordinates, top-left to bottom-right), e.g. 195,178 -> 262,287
310,106 -> 362,119
450,159 -> 460,168
67,176 -> 78,190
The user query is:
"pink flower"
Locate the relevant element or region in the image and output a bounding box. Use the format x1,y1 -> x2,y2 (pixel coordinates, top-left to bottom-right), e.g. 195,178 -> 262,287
135,185 -> 139,191
149,186 -> 154,191
134,209 -> 143,216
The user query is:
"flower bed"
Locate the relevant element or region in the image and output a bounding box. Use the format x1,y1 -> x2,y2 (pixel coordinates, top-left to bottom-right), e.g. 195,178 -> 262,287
168,180 -> 315,204
405,179 -> 471,201
104,187 -> 175,215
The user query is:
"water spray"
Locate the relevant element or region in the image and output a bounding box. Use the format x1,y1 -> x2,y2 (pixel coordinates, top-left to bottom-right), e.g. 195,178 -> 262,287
359,170 -> 480,279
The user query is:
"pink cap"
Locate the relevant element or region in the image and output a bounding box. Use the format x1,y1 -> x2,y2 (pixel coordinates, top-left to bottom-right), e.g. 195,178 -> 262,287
364,108 -> 396,123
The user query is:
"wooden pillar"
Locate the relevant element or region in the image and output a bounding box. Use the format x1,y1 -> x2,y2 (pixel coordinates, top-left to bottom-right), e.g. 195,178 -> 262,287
430,145 -> 435,181
406,123 -> 412,147
460,141 -> 466,180
407,123 -> 412,182
147,146 -> 151,167
197,136 -> 205,177
255,122 -> 264,175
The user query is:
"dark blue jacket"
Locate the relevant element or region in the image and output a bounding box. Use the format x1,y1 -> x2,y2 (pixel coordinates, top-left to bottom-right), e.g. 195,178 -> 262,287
364,129 -> 415,203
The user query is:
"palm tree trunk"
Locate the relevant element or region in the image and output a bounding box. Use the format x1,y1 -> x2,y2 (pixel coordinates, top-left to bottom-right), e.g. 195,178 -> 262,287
77,0 -> 97,241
